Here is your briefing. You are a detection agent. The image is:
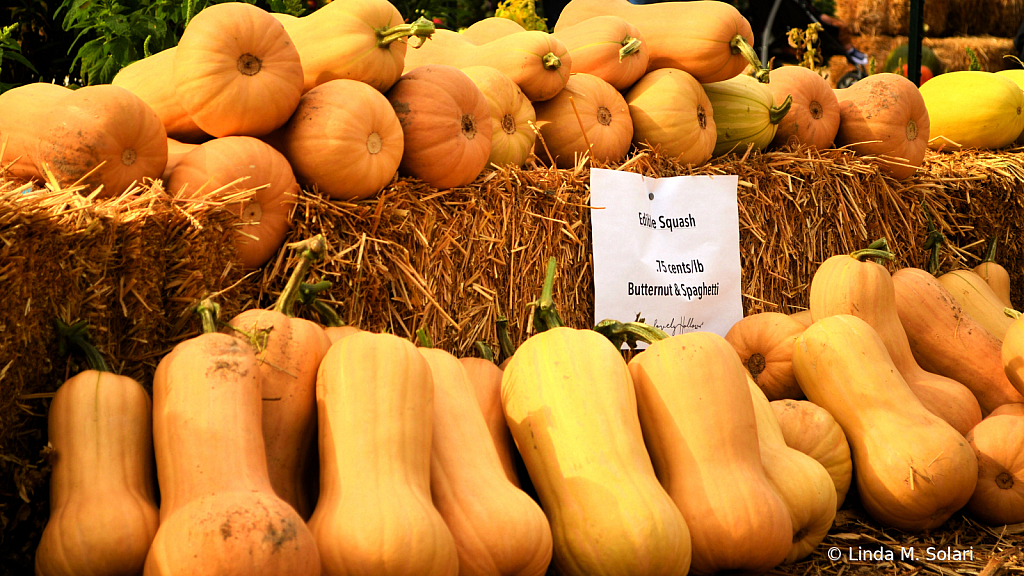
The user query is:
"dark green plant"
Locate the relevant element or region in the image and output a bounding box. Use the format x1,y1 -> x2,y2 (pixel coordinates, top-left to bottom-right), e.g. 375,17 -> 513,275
0,23 -> 38,91
392,0 -> 486,30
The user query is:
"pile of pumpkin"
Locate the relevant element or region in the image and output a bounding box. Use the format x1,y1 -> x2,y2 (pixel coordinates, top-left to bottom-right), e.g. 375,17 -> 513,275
33,228 -> 1024,576
5,0 -> 1024,270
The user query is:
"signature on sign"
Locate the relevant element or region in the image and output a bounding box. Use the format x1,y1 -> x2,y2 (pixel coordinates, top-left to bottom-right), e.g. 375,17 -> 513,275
651,316 -> 705,336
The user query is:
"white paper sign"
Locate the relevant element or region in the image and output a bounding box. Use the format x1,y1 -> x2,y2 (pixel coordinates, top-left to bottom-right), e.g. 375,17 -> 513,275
590,168 -> 743,345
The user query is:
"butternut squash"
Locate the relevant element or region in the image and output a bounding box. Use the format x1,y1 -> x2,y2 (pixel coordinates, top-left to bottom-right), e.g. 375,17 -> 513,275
1003,312 -> 1024,395
551,16 -> 649,90
112,47 -> 210,143
308,332 -> 459,576
533,73 -> 632,168
809,251 -> 982,435
461,357 -> 519,486
937,269 -> 1016,340
771,399 -> 853,510
747,377 -> 836,564
628,332 -> 791,575
421,348 -> 553,576
461,17 -> 526,44
975,237 -> 1013,308
792,314 -> 978,531
965,403 -> 1024,525
724,312 -> 805,401
892,267 -> 1024,414
502,327 -> 692,576
0,82 -> 72,181
789,309 -> 813,328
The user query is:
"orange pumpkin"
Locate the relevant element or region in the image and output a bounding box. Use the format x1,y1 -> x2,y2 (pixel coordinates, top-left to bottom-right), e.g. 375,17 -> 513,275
112,47 -> 210,143
768,66 -> 840,150
167,136 -> 298,269
461,66 -> 537,168
833,73 -> 930,180
965,403 -> 1024,525
552,16 -> 649,90
386,65 -> 492,189
173,2 -> 304,137
36,84 -> 168,197
534,73 -> 633,168
724,312 -> 805,400
625,68 -> 716,166
0,82 -> 72,181
271,79 -> 403,200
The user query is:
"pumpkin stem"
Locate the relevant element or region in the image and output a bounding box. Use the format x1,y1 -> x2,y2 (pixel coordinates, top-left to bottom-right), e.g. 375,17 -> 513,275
377,17 -> 436,48
618,36 -> 641,62
299,281 -> 344,327
730,35 -> 769,83
474,341 -> 496,362
274,235 -> 326,317
865,238 -> 892,265
54,318 -> 109,373
532,257 -> 565,333
415,328 -> 434,348
851,247 -> 894,264
542,52 -> 562,70
921,200 -> 945,276
1005,307 -> 1022,319
768,94 -> 793,125
593,318 -> 670,349
196,298 -> 221,335
497,316 -> 516,363
984,235 -> 1000,264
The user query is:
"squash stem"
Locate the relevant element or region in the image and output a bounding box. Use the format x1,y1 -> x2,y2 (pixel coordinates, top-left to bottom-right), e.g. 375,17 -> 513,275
532,257 -> 565,333
593,319 -> 670,349
618,36 -> 641,61
1005,307 -> 1022,319
542,52 -> 562,70
921,200 -> 945,276
730,35 -> 770,83
416,328 -> 434,348
298,281 -> 344,327
851,247 -> 894,263
196,298 -> 221,335
378,17 -> 436,48
474,341 -> 496,362
274,235 -> 326,317
984,235 -> 999,263
768,94 -> 793,125
54,318 -> 109,373
497,316 -> 516,362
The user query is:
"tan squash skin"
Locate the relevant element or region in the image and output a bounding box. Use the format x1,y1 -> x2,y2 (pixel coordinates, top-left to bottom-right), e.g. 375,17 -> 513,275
461,17 -> 526,44
810,254 -> 982,435
1004,314 -> 1024,394
0,83 -> 72,180
965,403 -> 1024,525
146,333 -> 321,576
554,0 -> 757,83
460,356 -> 519,486
792,315 -> 978,532
502,327 -> 692,576
624,68 -> 716,166
421,348 -> 553,576
724,312 -> 806,401
937,269 -> 1016,340
35,371 -> 158,576
551,16 -> 649,91
975,261 -> 1013,308
308,332 -> 459,576
789,309 -> 813,328
533,73 -> 633,168
628,332 -> 791,576
892,267 -> 1024,414
768,65 -> 840,150
771,399 -> 853,511
461,66 -> 537,169
112,47 -> 210,143
162,138 -> 198,182
227,309 -> 332,520
323,325 -> 361,344
747,377 -> 836,564
403,30 -> 572,102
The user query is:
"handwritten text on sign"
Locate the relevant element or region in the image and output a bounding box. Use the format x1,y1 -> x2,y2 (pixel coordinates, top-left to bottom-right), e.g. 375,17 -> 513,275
590,169 -> 743,345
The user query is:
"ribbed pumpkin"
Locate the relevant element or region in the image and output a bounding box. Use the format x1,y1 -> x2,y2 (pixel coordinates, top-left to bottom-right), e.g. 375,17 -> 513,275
276,0 -> 434,93
36,84 -> 168,197
703,73 -> 792,158
833,73 -> 930,180
112,47 -> 209,143
0,82 -> 72,181
552,16 -> 649,90
421,348 -> 553,576
173,2 -> 304,137
965,403 -> 1024,525
271,79 -> 404,200
534,73 -> 632,169
920,71 -> 1024,151
724,312 -> 805,401
403,30 -> 572,102
167,136 -> 297,269
554,0 -> 765,83
461,66 -> 537,168
35,370 -> 158,576
502,327 -> 692,576
309,332 -> 460,576
461,17 -> 526,44
767,66 -> 840,150
386,65 -> 492,189
625,68 -> 715,166
771,399 -> 853,511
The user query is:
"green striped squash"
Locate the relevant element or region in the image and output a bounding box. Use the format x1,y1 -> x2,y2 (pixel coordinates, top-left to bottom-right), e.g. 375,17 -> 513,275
703,74 -> 792,158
